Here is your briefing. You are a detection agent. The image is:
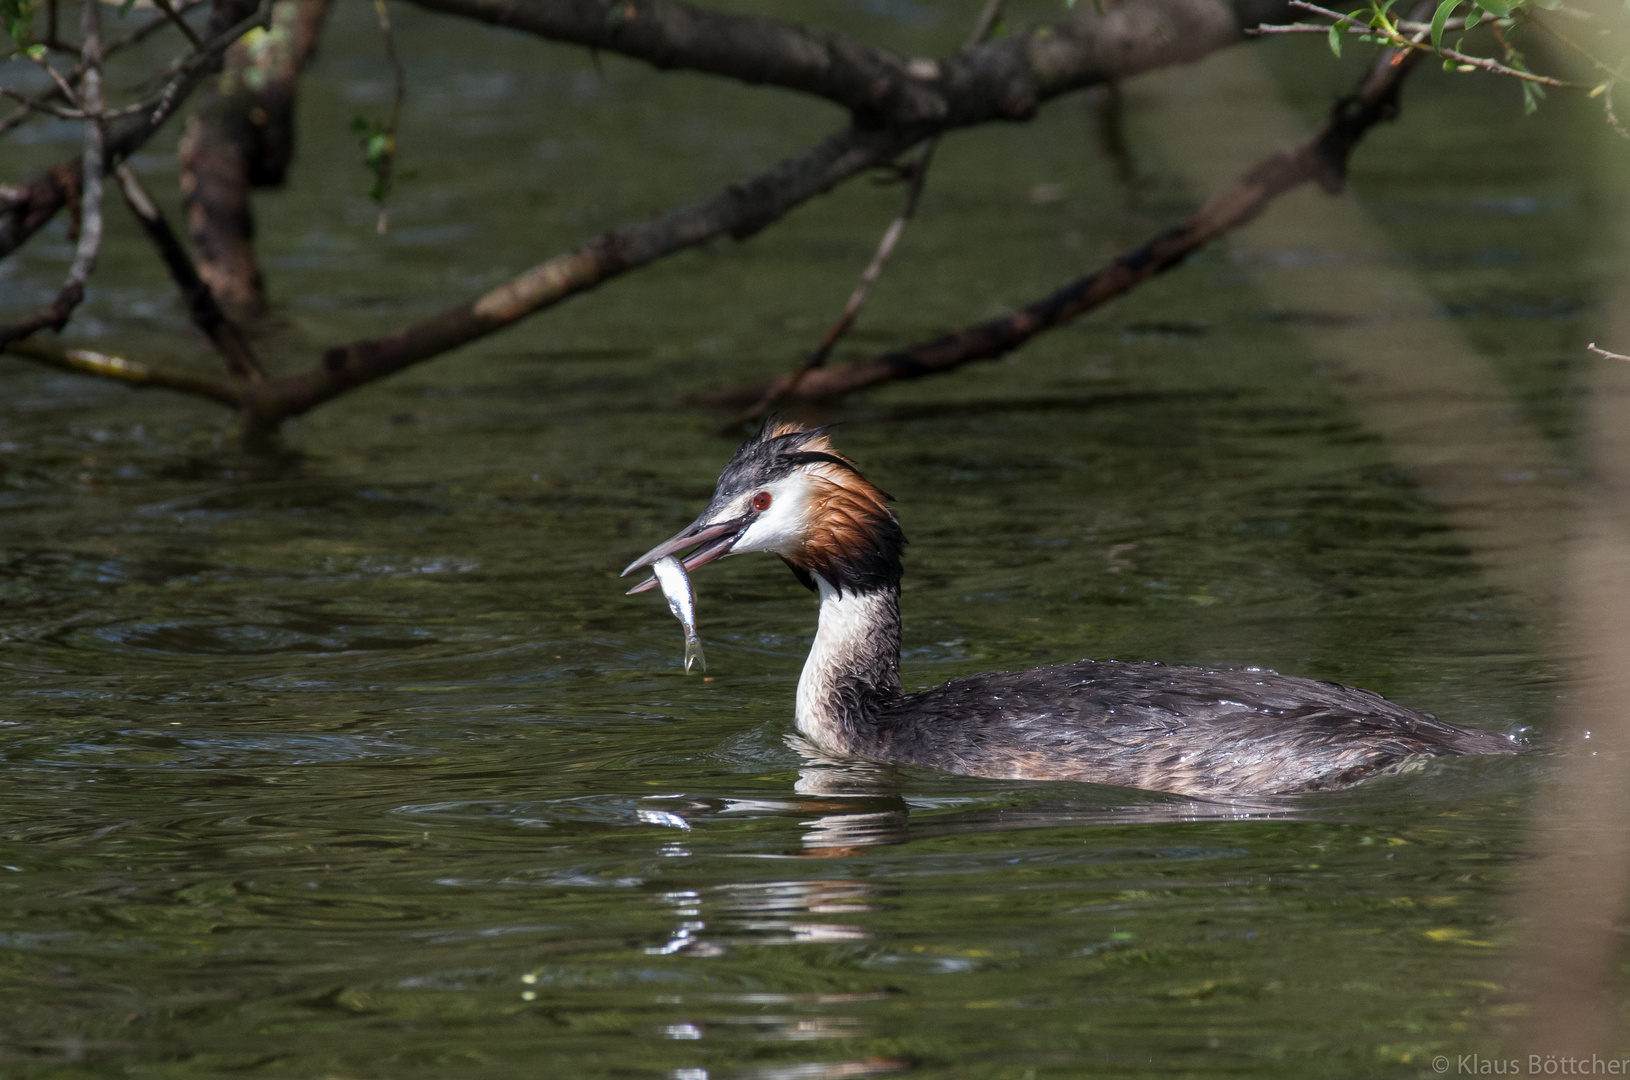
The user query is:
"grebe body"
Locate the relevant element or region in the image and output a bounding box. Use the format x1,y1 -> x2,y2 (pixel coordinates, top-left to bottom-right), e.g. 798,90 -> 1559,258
624,423 -> 1517,798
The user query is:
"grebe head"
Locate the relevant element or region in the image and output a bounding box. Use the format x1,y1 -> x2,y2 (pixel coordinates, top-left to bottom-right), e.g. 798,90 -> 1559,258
622,420 -> 904,596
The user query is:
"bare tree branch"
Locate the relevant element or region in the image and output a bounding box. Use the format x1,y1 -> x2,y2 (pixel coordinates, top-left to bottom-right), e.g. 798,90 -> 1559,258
0,0 -> 271,262
0,0 -> 107,352
6,0 -> 1302,438
367,0 -> 407,234
1587,342 -> 1630,362
697,7 -> 1430,407
242,122 -> 915,434
741,0 -> 1010,422
2,340 -> 246,405
230,0 -> 1289,436
402,0 -> 1289,123
152,0 -> 207,49
1,3 -> 212,138
114,164 -> 264,381
178,0 -> 332,320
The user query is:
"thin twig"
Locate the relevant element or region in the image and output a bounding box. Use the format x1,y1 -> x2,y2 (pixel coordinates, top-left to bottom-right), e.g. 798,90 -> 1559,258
0,88 -> 86,120
1587,343 -> 1630,363
698,3 -> 1434,408
113,164 -> 265,381
1089,82 -> 1138,196
30,50 -> 85,104
0,0 -> 106,351
371,0 -> 406,235
150,0 -> 205,48
0,0 -> 211,137
1527,19 -> 1630,139
146,0 -> 276,128
740,0 -> 1007,422
1250,16 -> 1473,34
68,0 -> 106,295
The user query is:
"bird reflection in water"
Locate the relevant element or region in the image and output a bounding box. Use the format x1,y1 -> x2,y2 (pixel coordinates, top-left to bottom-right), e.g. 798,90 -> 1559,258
636,755 -> 1296,1080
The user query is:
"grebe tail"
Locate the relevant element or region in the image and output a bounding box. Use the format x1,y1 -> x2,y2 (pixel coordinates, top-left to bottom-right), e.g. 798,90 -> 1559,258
622,421 -> 1518,799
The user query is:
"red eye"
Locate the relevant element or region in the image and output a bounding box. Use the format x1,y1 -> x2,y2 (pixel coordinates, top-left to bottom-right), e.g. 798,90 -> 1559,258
751,491 -> 773,512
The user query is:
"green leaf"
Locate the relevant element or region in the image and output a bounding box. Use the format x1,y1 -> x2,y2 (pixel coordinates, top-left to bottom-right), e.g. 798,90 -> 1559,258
1461,7 -> 1479,27
1443,56 -> 1457,69
117,0 -> 137,15
1521,80 -> 1542,113
1475,0 -> 1509,17
1,0 -> 35,48
1328,21 -> 1344,56
1430,0 -> 1459,49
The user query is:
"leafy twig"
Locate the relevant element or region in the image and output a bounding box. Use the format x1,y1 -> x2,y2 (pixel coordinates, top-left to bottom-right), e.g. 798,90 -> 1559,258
358,0 -> 405,235
1263,0 -> 1573,88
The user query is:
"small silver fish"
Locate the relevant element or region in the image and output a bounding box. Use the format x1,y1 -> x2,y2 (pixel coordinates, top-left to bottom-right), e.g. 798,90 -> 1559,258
651,556 -> 705,674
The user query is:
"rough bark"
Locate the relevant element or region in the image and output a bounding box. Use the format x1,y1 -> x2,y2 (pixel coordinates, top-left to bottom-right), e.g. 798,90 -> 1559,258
405,0 -> 1290,124
179,0 -> 331,321
6,0 -> 1303,439
241,0 -> 1291,434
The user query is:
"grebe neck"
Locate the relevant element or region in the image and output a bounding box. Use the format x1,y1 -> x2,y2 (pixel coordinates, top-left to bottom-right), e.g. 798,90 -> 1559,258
795,575 -> 902,751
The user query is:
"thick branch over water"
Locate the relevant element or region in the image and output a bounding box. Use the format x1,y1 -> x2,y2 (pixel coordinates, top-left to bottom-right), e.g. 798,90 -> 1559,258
700,21 -> 1425,406
406,0 -> 1289,122
4,0 -> 1299,438
240,0 -> 1291,434
180,0 -> 332,320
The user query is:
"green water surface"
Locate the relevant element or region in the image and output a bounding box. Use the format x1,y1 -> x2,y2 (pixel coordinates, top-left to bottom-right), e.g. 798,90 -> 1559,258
0,2 -> 1602,1076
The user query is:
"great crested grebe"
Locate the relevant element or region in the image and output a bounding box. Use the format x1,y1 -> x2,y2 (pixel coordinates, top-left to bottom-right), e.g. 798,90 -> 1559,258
622,422 -> 1519,798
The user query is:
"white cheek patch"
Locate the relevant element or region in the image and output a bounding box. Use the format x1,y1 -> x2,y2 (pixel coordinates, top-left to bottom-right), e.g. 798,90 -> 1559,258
731,474 -> 813,556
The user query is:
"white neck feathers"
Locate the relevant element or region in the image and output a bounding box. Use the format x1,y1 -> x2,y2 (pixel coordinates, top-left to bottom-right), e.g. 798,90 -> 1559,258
794,576 -> 902,752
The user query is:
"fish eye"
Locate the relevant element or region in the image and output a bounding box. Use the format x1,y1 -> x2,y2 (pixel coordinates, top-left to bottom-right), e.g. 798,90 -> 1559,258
751,491 -> 772,512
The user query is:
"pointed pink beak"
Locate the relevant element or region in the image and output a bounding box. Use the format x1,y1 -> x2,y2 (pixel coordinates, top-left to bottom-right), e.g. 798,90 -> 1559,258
620,514 -> 750,594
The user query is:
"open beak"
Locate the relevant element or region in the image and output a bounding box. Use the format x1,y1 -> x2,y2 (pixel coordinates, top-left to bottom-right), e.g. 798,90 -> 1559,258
621,514 -> 750,594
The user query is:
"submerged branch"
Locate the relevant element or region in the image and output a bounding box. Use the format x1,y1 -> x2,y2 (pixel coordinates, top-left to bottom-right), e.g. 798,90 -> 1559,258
2,340 -> 246,406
